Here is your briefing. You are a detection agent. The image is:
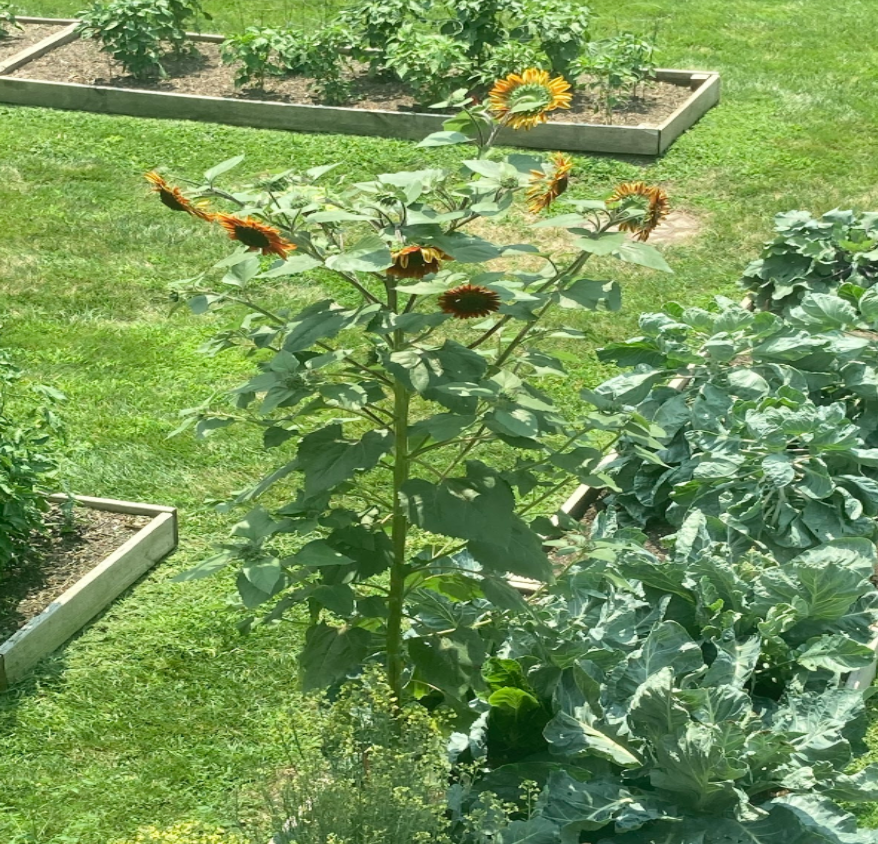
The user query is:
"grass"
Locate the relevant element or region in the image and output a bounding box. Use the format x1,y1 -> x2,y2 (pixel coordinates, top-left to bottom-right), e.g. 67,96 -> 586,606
2,0 -> 878,839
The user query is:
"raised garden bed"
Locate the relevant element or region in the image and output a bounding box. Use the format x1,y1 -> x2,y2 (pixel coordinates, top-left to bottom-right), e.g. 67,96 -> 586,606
0,493 -> 177,689
0,19 -> 76,74
0,18 -> 720,155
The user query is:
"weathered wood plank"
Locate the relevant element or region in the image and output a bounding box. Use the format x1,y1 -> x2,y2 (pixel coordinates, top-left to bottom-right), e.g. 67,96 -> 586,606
47,492 -> 175,518
0,506 -> 177,689
0,22 -> 79,76
658,73 -> 721,154
14,16 -> 78,24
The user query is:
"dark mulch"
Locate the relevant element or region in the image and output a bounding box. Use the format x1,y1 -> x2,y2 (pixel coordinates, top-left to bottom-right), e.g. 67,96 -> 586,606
0,504 -> 149,641
0,23 -> 65,63
11,35 -> 693,127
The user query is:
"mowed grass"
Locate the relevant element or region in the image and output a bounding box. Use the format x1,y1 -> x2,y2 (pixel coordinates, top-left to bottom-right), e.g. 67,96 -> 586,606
3,0 -> 878,839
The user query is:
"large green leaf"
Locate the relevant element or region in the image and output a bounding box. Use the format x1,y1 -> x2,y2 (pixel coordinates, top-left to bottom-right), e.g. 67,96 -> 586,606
487,687 -> 551,761
628,667 -> 690,744
291,539 -> 354,568
401,472 -> 515,543
612,240 -> 673,273
614,621 -> 703,698
326,525 -> 394,578
408,630 -> 484,699
703,635 -> 762,688
651,723 -> 748,812
417,129 -> 472,148
795,634 -> 875,672
544,710 -> 643,768
496,818 -> 560,844
283,300 -> 353,353
297,424 -> 392,496
469,516 -> 553,581
325,234 -> 393,272
540,771 -> 664,843
751,539 -> 873,621
299,623 -> 373,691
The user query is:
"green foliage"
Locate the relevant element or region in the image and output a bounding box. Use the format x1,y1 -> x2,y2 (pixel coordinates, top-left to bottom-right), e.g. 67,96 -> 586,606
339,0 -> 424,75
592,291 -> 878,558
220,24 -> 353,102
111,821 -> 241,844
470,40 -> 549,90
513,0 -> 591,79
448,518 -> 878,842
266,670 -> 452,844
741,208 -> 878,314
76,0 -> 205,78
8,0 -> 878,836
298,0 -> 593,101
163,128 -> 670,702
0,2 -> 21,38
581,32 -> 658,118
439,0 -> 513,64
384,27 -> 472,105
286,23 -> 355,105
0,347 -> 64,573
220,26 -> 288,88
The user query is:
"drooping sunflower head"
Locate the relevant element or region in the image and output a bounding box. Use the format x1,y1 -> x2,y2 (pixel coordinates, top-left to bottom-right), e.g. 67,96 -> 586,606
387,245 -> 452,279
607,181 -> 670,241
144,171 -> 211,220
526,152 -> 574,214
438,284 -> 502,320
213,213 -> 293,258
488,68 -> 572,131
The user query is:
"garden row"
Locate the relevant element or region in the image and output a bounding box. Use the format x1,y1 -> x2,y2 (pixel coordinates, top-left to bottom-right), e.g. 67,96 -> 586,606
0,1 -> 719,154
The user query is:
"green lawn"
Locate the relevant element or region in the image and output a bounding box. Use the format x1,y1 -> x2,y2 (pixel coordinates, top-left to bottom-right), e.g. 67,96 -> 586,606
3,0 -> 878,840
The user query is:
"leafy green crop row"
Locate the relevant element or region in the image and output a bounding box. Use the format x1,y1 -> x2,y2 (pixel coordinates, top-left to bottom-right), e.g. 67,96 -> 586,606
588,213 -> 878,559
443,519 -> 878,842
0,346 -> 64,572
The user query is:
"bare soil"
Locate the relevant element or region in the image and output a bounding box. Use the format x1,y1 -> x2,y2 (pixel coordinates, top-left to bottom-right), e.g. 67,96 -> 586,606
11,35 -> 693,127
0,504 -> 149,641
0,23 -> 65,63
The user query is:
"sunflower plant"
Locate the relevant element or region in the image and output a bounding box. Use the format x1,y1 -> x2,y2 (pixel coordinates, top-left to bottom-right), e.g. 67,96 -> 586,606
155,85 -> 671,704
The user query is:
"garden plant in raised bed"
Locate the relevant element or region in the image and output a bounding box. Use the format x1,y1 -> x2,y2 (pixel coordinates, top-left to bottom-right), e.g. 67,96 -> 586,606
149,89 -> 672,703
580,31 -> 658,121
76,0 -> 209,79
0,2 -> 20,39
0,344 -> 64,572
92,0 -> 661,116
586,278 -> 878,558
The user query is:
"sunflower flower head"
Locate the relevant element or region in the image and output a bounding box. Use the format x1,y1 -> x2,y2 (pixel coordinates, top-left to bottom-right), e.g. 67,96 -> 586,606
387,245 -> 452,279
213,213 -> 293,258
438,284 -> 501,320
144,171 -> 211,220
488,68 -> 572,131
526,152 -> 574,214
607,181 -> 670,241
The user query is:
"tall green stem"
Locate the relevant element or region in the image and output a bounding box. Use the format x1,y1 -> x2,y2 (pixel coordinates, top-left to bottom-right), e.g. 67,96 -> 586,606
385,287 -> 410,700
387,374 -> 410,700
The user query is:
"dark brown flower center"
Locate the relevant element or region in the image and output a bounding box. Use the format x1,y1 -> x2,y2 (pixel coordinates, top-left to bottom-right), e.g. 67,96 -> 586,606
234,225 -> 271,249
440,285 -> 501,318
159,189 -> 188,212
